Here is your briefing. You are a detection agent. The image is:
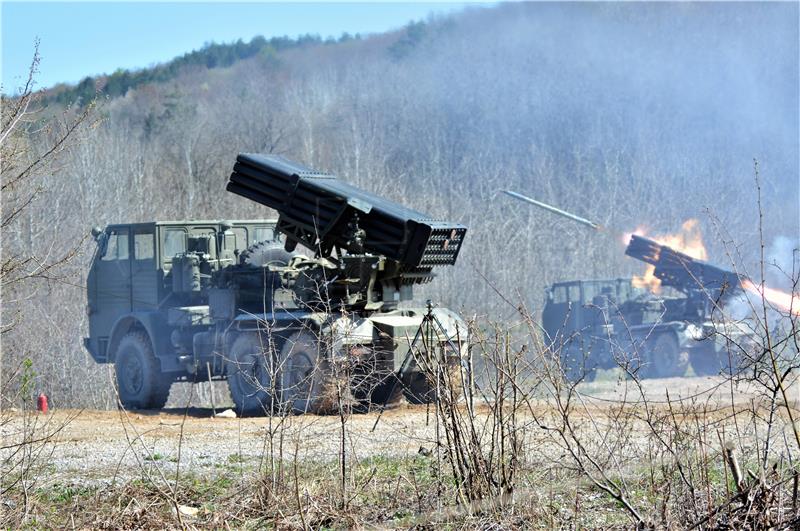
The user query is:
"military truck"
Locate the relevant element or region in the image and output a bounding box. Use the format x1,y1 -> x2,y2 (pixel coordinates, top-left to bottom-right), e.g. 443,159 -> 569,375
542,236 -> 750,380
85,154 -> 468,414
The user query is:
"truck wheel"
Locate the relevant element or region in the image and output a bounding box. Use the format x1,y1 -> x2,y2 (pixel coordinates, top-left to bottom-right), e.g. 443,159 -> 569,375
115,332 -> 171,410
690,348 -> 720,376
348,354 -> 399,411
366,378 -> 404,410
641,334 -> 689,379
691,346 -> 738,376
227,333 -> 274,416
279,331 -> 339,414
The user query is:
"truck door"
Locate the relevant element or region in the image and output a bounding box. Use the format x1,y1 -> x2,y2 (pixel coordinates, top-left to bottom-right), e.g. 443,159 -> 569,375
131,227 -> 160,311
89,227 -> 132,359
542,285 -> 570,343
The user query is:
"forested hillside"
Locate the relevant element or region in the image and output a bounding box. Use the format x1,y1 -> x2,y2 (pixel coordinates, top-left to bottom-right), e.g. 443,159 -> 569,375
4,2 -> 798,407
43,32 -> 364,106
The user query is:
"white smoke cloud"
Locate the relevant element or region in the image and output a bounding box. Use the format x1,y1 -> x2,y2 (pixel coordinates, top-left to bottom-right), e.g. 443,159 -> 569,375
724,236 -> 799,323
766,235 -> 800,290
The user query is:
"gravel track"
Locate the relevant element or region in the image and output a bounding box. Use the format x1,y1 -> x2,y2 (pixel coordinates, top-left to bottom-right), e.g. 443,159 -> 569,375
1,375 -> 778,485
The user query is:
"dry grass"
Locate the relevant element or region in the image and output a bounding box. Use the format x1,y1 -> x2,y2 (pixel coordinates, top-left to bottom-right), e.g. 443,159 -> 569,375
3,373 -> 800,529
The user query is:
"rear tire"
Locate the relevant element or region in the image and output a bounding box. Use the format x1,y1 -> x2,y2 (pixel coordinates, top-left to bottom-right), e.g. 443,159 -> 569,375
349,350 -> 399,411
115,332 -> 171,410
227,333 -> 275,416
641,334 -> 689,379
691,345 -> 740,376
403,357 -> 464,404
279,331 -> 340,414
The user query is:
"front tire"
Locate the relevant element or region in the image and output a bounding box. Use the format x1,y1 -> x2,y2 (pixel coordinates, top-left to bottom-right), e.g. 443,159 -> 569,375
115,332 -> 171,410
691,344 -> 740,376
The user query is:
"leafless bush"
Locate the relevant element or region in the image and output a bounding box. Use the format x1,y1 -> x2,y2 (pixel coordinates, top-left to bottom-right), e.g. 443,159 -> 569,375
0,44 -> 99,527
410,318 -> 526,510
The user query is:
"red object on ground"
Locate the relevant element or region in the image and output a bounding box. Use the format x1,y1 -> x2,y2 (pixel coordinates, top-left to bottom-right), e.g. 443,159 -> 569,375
37,393 -> 48,414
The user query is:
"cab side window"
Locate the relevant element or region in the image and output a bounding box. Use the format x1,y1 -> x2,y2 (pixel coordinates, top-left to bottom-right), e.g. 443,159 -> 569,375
134,230 -> 155,262
101,229 -> 129,261
552,286 -> 568,304
253,227 -> 273,244
164,229 -> 187,260
568,285 -> 581,303
226,227 -> 247,253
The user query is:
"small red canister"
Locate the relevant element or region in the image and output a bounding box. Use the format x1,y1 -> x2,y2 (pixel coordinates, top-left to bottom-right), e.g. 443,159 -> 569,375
37,393 -> 49,414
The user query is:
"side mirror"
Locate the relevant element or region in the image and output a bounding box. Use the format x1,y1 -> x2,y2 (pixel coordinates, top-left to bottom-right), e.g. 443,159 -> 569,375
91,227 -> 108,257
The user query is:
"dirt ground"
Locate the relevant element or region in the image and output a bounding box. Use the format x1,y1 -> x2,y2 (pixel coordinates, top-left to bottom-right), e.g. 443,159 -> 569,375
3,400 -> 443,485
0,375 -> 776,485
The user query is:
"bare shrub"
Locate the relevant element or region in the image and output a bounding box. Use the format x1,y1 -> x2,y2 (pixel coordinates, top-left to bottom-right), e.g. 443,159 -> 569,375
1,44 -> 97,527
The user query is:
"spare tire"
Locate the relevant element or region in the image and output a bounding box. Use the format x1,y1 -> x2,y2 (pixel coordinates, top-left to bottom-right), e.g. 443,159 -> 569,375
240,241 -> 296,268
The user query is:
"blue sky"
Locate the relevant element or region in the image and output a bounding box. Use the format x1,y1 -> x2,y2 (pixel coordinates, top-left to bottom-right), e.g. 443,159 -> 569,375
2,2 -> 473,92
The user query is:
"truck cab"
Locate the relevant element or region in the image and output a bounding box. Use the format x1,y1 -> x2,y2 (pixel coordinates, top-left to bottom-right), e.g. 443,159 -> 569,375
542,279 -> 642,347
543,279 -> 643,379
84,220 -> 277,406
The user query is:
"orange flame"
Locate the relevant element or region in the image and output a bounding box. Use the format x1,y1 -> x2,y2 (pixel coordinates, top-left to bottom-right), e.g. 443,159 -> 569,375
741,279 -> 800,317
630,219 -> 708,294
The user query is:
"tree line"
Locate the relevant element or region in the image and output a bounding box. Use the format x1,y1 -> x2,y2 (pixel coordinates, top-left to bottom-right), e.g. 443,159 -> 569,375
43,31 -> 368,107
